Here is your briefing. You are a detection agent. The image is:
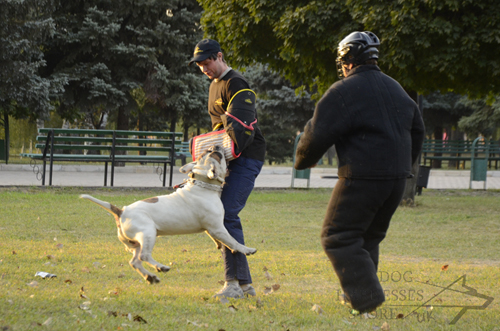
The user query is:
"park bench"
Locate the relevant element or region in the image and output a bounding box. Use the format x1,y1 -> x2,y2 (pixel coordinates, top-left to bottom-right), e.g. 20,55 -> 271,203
421,139 -> 500,169
20,128 -> 183,187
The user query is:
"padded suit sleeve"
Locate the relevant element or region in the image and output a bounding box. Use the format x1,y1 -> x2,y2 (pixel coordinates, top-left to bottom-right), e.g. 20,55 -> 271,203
294,88 -> 350,170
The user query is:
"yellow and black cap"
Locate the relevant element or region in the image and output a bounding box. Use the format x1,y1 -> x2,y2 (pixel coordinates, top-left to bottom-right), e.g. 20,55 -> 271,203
188,39 -> 221,66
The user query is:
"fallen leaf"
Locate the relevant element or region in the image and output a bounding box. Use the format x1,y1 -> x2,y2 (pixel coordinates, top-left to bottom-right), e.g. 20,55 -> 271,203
80,294 -> 88,299
272,284 -> 280,292
396,313 -> 404,319
27,281 -> 38,287
441,265 -> 449,271
311,304 -> 323,315
228,305 -> 238,312
46,255 -> 55,260
217,280 -> 225,286
264,271 -> 273,280
263,266 -> 268,271
56,243 -> 64,249
381,322 -> 390,330
182,249 -> 188,253
108,311 -> 118,317
81,267 -> 90,273
12,251 -> 16,255
187,319 -> 201,327
117,274 -> 126,278
42,317 -> 53,326
133,315 -> 147,323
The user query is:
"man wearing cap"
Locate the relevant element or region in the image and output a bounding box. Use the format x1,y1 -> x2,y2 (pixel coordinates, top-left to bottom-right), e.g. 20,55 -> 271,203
189,39 -> 266,299
295,31 -> 425,314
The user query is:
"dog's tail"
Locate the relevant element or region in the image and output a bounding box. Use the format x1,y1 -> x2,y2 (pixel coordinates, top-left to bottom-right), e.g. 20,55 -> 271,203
80,194 -> 123,224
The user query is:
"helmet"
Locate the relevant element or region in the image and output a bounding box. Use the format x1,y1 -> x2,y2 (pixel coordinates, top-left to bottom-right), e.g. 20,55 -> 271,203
336,31 -> 380,79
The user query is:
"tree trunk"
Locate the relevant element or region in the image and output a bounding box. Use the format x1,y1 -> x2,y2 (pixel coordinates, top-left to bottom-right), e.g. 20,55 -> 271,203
432,126 -> 443,169
169,108 -> 177,133
3,112 -> 9,164
400,91 -> 423,206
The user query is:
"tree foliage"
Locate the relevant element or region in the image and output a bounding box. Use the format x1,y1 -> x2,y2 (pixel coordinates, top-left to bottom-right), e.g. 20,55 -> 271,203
458,97 -> 500,138
44,0 -> 206,131
421,92 -> 474,138
0,0 -> 64,120
245,64 -> 315,163
199,0 -> 500,98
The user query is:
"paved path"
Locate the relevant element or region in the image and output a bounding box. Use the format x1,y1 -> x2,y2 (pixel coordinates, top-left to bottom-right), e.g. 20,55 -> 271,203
1,163 -> 499,190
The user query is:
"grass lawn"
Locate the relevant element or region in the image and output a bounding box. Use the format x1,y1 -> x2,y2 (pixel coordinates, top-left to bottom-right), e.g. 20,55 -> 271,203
0,188 -> 498,330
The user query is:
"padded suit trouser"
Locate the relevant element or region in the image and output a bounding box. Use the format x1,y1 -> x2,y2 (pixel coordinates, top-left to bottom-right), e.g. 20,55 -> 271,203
321,177 -> 406,312
220,156 -> 263,285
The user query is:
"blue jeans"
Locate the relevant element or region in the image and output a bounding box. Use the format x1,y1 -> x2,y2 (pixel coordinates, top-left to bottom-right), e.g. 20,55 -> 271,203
220,156 -> 263,285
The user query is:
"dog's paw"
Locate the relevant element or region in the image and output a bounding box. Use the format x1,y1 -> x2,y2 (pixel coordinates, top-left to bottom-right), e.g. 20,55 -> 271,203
146,275 -> 161,284
245,248 -> 257,256
155,265 -> 170,273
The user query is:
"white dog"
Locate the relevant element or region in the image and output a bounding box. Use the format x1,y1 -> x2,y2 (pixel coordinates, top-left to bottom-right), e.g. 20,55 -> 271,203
80,145 -> 256,284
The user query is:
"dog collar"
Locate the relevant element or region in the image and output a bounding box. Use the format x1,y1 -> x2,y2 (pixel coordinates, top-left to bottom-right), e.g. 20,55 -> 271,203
190,173 -> 224,186
187,178 -> 223,192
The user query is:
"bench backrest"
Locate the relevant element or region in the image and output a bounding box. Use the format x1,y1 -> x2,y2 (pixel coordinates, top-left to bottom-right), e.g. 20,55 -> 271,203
36,128 -> 183,155
422,139 -> 499,153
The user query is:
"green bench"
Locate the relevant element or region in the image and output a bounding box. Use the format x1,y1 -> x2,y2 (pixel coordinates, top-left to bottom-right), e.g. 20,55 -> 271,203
422,139 -> 500,169
21,128 -> 183,187
175,141 -> 192,166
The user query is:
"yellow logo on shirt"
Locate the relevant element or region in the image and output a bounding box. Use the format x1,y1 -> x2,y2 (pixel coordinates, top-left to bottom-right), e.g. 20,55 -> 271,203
245,99 -> 252,104
215,98 -> 223,106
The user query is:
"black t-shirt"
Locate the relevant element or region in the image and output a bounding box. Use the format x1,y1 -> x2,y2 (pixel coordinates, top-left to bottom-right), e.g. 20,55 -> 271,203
208,70 -> 266,161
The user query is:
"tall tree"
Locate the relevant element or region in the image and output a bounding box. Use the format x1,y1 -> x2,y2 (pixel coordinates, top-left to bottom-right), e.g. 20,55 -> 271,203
421,92 -> 474,168
199,0 -> 500,97
199,0 -> 500,202
245,64 -> 315,164
44,0 -> 205,132
0,0 -> 64,162
458,96 -> 500,138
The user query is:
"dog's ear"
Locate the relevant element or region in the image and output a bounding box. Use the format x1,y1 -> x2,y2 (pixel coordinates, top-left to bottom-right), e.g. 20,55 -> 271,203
179,162 -> 196,174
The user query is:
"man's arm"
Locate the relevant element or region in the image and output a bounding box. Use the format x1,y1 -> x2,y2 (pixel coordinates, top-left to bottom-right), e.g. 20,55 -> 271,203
294,89 -> 349,170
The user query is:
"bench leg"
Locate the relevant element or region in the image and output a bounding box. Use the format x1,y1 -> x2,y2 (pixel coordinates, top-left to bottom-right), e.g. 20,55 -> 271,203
104,162 -> 108,186
111,161 -> 114,187
162,162 -> 167,187
42,160 -> 46,186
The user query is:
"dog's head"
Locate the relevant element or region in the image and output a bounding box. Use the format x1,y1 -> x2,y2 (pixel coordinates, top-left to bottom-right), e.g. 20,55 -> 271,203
179,145 -> 227,183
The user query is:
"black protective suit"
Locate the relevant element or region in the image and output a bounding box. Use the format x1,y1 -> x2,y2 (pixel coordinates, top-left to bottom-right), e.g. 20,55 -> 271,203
295,65 -> 425,312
